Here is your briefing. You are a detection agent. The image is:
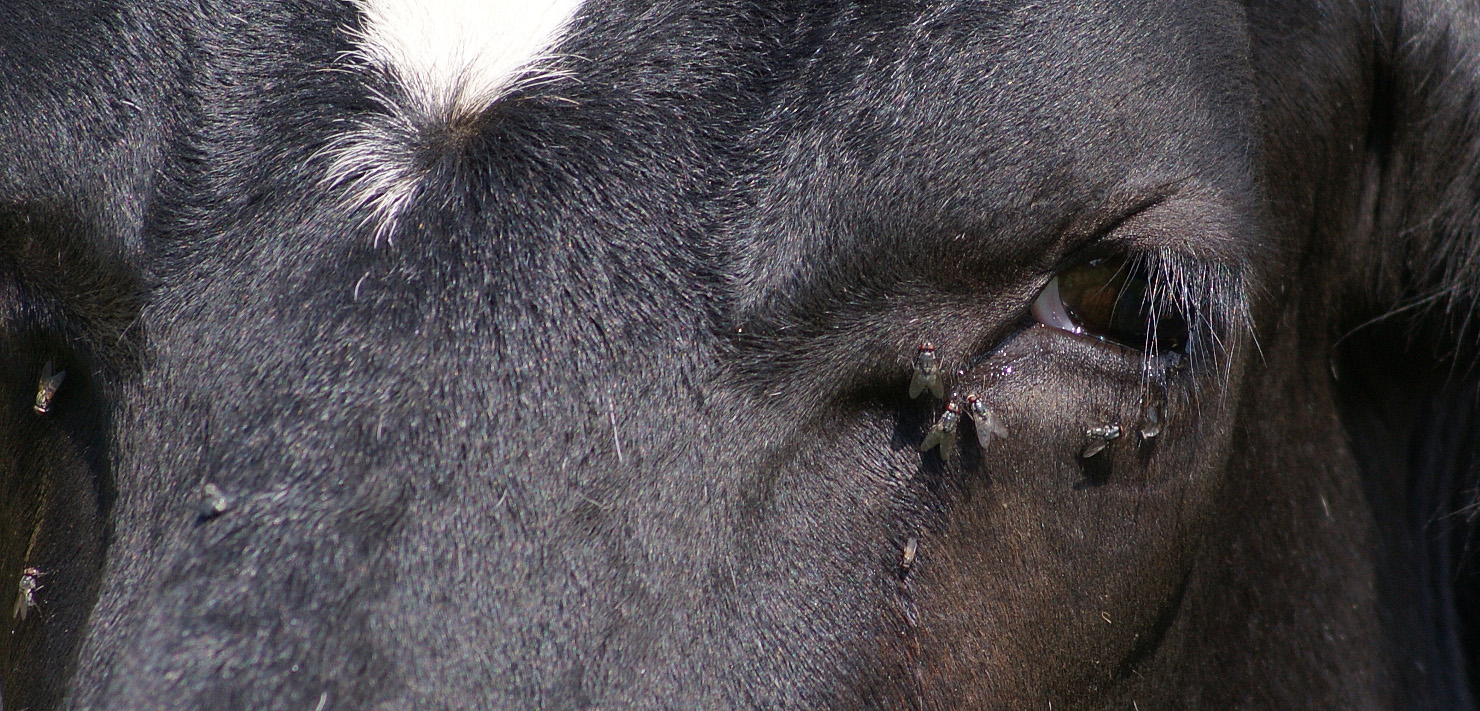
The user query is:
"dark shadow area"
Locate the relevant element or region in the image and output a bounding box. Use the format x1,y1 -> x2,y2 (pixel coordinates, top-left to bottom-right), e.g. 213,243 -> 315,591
1335,321 -> 1480,709
0,206 -> 142,711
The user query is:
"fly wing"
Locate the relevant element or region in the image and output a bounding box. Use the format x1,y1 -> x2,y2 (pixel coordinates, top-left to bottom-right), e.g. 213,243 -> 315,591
909,371 -> 928,399
921,426 -> 945,452
909,370 -> 943,400
1081,439 -> 1108,458
972,407 -> 1008,449
921,428 -> 956,454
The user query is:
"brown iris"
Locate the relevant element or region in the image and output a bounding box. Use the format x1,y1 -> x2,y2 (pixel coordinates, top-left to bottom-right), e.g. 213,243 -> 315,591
1052,255 -> 1187,352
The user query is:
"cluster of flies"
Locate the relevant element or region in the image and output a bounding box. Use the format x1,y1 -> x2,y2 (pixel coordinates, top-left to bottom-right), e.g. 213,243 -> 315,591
900,341 -> 1169,576
911,343 -> 1007,455
910,342 -> 1160,460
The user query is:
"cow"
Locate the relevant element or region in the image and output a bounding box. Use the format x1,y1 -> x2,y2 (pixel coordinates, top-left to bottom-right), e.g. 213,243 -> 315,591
3,0 -> 1480,708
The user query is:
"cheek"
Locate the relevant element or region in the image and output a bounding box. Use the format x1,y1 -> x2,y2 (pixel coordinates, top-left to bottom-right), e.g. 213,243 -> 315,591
905,326 -> 1238,704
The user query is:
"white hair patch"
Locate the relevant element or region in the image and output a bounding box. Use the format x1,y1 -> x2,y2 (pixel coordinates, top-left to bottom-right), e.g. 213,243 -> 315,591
350,0 -> 585,118
325,0 -> 586,243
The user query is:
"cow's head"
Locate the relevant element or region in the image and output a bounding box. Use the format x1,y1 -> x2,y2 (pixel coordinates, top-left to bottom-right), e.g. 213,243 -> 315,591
3,0 -> 1480,708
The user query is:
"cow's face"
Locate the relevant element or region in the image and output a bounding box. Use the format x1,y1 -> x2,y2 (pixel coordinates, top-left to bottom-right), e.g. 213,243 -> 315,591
1,1 -> 1477,709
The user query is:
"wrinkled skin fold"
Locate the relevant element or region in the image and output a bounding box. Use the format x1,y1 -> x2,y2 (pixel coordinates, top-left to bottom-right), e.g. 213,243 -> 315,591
2,0 -> 1480,709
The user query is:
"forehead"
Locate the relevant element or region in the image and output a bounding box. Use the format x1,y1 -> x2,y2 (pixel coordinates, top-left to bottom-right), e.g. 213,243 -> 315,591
722,0 -> 1258,304
807,0 -> 1254,162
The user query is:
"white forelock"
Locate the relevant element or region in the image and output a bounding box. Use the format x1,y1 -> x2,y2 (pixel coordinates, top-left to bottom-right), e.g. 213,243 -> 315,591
350,0 -> 585,118
327,0 -> 586,244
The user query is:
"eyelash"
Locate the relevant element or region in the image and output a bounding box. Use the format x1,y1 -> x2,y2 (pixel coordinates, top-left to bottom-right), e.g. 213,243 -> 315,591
1030,248 -> 1250,374
1031,254 -> 1188,354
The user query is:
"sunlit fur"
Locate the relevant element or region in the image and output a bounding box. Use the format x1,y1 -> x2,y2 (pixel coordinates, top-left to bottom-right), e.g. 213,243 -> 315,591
6,0 -> 1480,708
324,0 -> 585,243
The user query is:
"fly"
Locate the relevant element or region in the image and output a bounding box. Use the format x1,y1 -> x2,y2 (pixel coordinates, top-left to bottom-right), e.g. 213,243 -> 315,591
13,567 -> 42,621
34,361 -> 65,414
198,482 -> 231,521
909,343 -> 944,400
901,536 -> 919,573
966,394 -> 1008,450
921,401 -> 961,453
1081,424 -> 1122,458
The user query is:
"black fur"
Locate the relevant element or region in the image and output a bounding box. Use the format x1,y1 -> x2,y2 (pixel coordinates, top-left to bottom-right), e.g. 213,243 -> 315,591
3,0 -> 1480,708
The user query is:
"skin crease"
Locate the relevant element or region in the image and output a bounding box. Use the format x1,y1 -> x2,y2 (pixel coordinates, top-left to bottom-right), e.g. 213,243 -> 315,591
1,0 -> 1480,709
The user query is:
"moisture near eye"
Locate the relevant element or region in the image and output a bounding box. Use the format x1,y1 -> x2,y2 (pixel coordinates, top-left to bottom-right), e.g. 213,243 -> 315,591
1031,255 -> 1188,353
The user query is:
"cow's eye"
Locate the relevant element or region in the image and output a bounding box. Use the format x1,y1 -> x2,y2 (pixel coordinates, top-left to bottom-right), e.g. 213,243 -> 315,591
1030,255 -> 1187,352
